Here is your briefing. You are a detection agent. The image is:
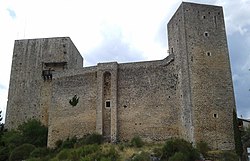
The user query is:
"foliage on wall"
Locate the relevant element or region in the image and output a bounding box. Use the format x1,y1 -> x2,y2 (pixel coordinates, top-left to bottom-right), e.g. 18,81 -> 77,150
69,95 -> 79,107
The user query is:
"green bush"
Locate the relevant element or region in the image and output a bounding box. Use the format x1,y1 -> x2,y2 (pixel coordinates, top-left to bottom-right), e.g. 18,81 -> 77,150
168,152 -> 186,161
131,151 -> 151,161
61,136 -> 77,149
162,138 -> 199,161
56,149 -> 70,160
80,144 -> 99,157
84,133 -> 103,145
1,130 -> 23,148
55,139 -> 63,149
233,110 -> 243,157
99,158 -> 111,161
223,151 -> 239,161
152,147 -> 163,158
26,158 -> 42,161
30,147 -> 50,158
130,136 -> 144,148
0,146 -> 9,161
196,141 -> 210,157
18,119 -> 48,147
207,150 -> 239,161
101,146 -> 119,160
69,149 -> 81,161
9,143 -> 36,161
81,156 -> 92,161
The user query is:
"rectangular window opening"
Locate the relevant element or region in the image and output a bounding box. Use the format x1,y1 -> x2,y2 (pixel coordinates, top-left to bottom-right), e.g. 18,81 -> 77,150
171,47 -> 174,54
105,100 -> 111,108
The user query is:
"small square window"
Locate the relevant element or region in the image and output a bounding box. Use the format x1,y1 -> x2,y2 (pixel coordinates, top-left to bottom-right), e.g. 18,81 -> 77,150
213,114 -> 218,118
204,32 -> 209,37
105,101 -> 111,108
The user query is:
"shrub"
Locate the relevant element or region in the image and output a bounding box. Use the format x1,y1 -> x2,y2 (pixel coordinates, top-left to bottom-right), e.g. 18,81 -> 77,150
233,110 -> 243,157
207,150 -> 239,161
30,147 -> 50,158
55,139 -> 63,149
152,147 -> 163,158
9,143 -> 36,161
0,147 -> 9,161
69,149 -> 81,161
61,136 -> 77,149
131,151 -> 151,161
80,144 -> 99,157
130,136 -> 143,148
162,138 -> 199,161
84,133 -> 103,145
18,119 -> 48,147
196,141 -> 210,157
81,156 -> 92,161
168,152 -> 186,161
26,158 -> 42,161
100,158 -> 111,161
223,151 -> 239,161
1,130 -> 23,148
56,149 -> 70,160
101,145 -> 119,160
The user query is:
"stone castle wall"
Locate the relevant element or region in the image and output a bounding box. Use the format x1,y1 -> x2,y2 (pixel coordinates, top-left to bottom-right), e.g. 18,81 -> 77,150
117,56 -> 180,142
5,37 -> 83,129
168,2 -> 236,150
5,2 -> 236,150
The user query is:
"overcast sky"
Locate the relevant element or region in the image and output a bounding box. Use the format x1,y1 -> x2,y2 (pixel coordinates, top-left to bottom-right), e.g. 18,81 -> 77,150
0,0 -> 249,122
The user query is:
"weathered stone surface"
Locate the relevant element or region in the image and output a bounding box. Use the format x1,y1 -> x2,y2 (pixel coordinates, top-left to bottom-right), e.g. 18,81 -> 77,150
5,2 -> 236,150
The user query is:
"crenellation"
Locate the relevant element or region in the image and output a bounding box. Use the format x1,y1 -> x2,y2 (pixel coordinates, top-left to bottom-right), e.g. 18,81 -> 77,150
5,2 -> 236,150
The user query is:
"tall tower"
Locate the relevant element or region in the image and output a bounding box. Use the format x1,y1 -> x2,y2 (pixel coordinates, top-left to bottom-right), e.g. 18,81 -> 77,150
5,37 -> 83,129
168,2 -> 236,150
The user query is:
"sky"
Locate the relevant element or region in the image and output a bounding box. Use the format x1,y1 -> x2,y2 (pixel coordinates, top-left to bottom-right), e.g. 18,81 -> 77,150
0,0 -> 249,122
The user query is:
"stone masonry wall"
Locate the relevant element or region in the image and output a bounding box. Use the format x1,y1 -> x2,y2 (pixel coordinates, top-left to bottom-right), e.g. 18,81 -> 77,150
168,2 -> 236,150
167,3 -> 195,143
48,68 -> 97,147
5,37 -> 83,129
182,3 -> 235,150
117,55 -> 180,142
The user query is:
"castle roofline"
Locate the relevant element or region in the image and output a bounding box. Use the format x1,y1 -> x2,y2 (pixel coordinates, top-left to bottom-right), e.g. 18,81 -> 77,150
15,36 -> 71,41
181,1 -> 222,8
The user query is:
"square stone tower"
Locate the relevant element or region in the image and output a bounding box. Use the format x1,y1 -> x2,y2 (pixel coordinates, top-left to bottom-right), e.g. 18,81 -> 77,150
5,37 -> 83,129
168,2 -> 236,150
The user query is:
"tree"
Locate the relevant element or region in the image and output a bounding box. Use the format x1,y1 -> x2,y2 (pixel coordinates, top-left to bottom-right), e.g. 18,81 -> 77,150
233,110 -> 243,158
18,119 -> 48,147
0,111 -> 4,136
162,138 -> 200,161
241,127 -> 250,161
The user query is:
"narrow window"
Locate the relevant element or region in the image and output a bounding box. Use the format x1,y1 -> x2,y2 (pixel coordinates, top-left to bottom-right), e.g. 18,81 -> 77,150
105,100 -> 111,108
213,114 -> 218,118
204,32 -> 209,37
171,47 -> 174,54
207,52 -> 211,56
214,16 -> 217,27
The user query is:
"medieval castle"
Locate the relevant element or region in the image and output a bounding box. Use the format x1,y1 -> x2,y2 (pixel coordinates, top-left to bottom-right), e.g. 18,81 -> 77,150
5,2 -> 236,150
